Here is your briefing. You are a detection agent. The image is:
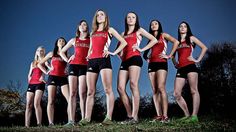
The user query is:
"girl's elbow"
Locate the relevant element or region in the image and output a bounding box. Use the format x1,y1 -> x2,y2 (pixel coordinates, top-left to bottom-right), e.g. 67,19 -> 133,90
176,40 -> 180,45
123,41 -> 128,46
37,63 -> 41,68
120,40 -> 127,47
59,51 -> 63,56
154,38 -> 158,43
203,46 -> 208,52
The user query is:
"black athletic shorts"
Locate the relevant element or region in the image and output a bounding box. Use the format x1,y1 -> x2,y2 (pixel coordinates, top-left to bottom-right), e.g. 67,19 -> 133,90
68,64 -> 87,76
47,75 -> 68,87
148,62 -> 168,73
120,56 -> 143,71
87,56 -> 112,73
176,64 -> 199,78
27,83 -> 45,93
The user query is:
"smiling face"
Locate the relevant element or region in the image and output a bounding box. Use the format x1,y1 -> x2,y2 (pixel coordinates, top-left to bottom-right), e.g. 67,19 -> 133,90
151,20 -> 159,31
96,10 -> 106,24
179,22 -> 188,34
126,12 -> 136,26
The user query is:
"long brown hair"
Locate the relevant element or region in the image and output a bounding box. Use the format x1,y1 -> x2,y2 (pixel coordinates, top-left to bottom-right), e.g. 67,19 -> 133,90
91,9 -> 110,35
124,12 -> 140,36
149,20 -> 163,40
76,20 -> 90,38
178,21 -> 195,47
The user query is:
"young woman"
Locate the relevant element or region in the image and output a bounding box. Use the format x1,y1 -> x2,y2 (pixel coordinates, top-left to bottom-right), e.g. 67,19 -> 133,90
172,21 -> 207,123
117,12 -> 157,124
60,20 -> 90,126
38,37 -> 70,126
25,46 -> 47,127
142,20 -> 179,123
79,9 -> 127,125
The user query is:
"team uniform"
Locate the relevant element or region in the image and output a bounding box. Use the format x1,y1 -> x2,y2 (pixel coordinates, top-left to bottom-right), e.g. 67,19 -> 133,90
27,66 -> 45,93
147,34 -> 168,73
47,56 -> 68,87
119,32 -> 143,71
87,31 -> 112,73
175,41 -> 199,78
69,37 -> 90,76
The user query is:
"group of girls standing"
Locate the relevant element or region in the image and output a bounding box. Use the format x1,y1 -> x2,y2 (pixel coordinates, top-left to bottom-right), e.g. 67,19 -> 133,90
25,9 -> 207,127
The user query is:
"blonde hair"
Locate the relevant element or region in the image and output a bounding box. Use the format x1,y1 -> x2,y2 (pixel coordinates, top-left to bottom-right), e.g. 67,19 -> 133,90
91,9 -> 110,35
33,46 -> 45,67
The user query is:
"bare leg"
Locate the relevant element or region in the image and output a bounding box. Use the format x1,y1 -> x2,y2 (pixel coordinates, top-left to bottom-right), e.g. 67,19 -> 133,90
85,72 -> 98,121
174,78 -> 190,117
100,69 -> 115,119
149,72 -> 162,116
78,75 -> 87,119
128,66 -> 141,121
187,72 -> 200,116
117,70 -> 131,118
68,76 -> 78,122
156,70 -> 168,117
47,85 -> 56,124
34,90 -> 44,125
25,92 -> 34,127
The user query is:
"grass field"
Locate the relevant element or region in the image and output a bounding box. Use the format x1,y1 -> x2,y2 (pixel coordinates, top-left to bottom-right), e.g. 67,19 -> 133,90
0,116 -> 235,132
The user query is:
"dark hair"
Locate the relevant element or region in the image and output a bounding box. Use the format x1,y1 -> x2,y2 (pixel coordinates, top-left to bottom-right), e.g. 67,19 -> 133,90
53,37 -> 67,57
149,19 -> 163,40
76,20 -> 90,38
178,21 -> 195,47
124,12 -> 140,35
143,20 -> 165,60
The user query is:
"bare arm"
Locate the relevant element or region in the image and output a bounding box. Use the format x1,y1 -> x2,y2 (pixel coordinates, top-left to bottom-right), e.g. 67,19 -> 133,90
160,33 -> 179,59
27,62 -> 33,82
45,61 -> 51,69
60,38 -> 74,62
38,52 -> 53,74
189,36 -> 208,62
136,28 -> 158,52
108,27 -> 127,55
86,37 -> 93,59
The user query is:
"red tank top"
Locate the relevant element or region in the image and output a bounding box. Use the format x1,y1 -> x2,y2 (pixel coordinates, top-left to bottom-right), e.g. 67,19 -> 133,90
49,56 -> 67,77
121,32 -> 141,61
90,31 -> 111,59
149,34 -> 167,63
177,41 -> 195,68
29,67 -> 44,84
70,37 -> 90,65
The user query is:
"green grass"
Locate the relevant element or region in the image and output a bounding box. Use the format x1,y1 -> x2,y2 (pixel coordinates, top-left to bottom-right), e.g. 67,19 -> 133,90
1,116 -> 235,132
